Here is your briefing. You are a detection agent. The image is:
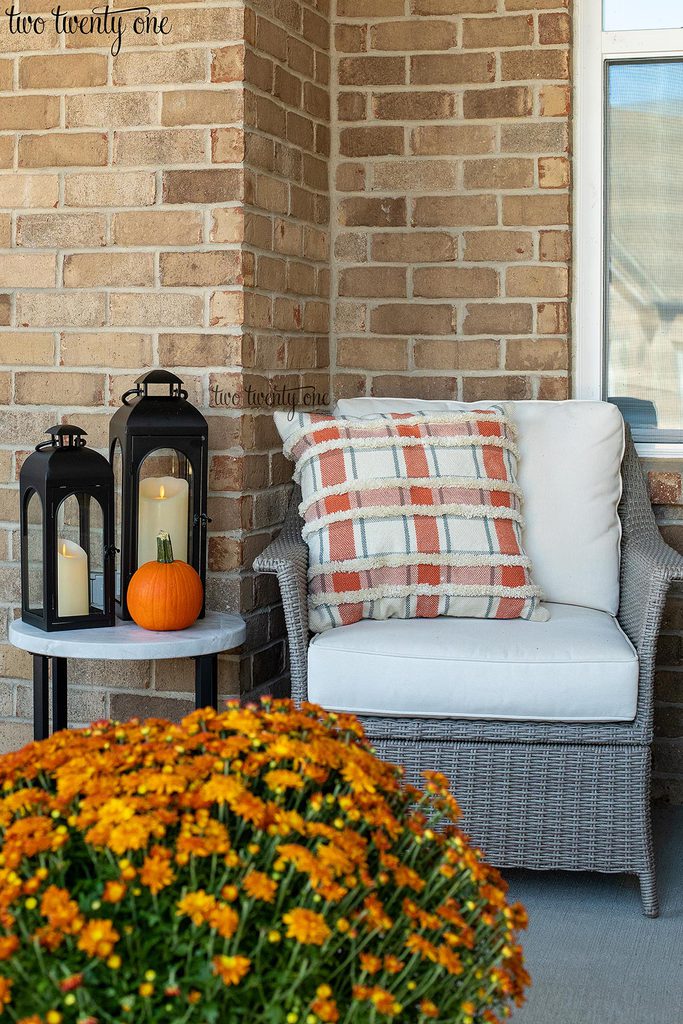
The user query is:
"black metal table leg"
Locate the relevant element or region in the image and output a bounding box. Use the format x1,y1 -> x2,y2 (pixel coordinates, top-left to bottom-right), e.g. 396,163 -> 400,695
195,653 -> 218,710
33,654 -> 49,741
51,657 -> 68,733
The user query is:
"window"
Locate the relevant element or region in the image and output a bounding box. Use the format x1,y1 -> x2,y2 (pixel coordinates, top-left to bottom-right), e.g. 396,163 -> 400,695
604,1 -> 683,33
576,4 -> 683,452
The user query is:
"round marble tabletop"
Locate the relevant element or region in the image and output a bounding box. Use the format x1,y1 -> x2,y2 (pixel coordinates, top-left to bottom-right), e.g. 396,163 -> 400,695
9,612 -> 246,661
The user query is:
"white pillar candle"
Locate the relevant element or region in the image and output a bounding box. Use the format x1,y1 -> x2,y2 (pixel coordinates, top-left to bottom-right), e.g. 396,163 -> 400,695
137,476 -> 189,567
57,539 -> 90,618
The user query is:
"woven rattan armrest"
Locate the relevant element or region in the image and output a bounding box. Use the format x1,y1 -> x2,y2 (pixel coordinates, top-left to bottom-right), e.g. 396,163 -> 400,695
619,528 -> 683,651
253,492 -> 309,702
618,455 -> 683,734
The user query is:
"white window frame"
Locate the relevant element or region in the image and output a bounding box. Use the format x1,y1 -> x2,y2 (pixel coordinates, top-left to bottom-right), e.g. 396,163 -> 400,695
574,3 -> 683,457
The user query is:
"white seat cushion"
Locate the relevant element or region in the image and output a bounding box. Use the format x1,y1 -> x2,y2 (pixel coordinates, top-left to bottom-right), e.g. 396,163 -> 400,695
308,603 -> 638,722
334,399 -> 625,616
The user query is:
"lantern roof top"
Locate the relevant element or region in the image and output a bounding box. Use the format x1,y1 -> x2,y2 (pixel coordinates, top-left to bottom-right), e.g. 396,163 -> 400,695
43,424 -> 87,449
110,370 -> 208,438
21,424 -> 114,491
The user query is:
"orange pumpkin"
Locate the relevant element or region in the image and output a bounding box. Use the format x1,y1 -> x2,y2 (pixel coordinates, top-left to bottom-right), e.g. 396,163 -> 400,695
128,531 -> 203,631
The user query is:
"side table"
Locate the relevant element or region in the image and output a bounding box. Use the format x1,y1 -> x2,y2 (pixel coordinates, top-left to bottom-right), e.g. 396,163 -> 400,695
9,612 -> 246,740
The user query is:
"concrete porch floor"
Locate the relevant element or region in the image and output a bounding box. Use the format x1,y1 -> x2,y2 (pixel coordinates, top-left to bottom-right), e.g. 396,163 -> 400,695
505,807 -> 682,1023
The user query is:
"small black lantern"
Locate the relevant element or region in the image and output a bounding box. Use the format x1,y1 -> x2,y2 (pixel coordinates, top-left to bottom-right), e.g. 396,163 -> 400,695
20,425 -> 116,632
110,370 -> 209,620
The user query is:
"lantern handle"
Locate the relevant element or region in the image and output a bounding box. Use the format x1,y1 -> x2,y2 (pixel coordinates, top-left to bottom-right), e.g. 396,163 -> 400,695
121,386 -> 141,406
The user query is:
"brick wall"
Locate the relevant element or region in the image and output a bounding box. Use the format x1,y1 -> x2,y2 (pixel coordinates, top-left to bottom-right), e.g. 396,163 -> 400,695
0,1 -> 263,743
239,0 -> 330,696
330,0 -> 571,400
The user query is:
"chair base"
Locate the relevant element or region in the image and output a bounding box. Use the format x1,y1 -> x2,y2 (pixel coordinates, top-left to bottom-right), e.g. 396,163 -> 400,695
368,735 -> 658,917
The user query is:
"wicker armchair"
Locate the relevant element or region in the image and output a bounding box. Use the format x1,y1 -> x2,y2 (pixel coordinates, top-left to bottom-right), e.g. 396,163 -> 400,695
254,429 -> 683,917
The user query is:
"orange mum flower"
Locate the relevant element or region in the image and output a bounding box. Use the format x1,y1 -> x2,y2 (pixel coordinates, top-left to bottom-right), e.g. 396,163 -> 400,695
359,952 -> 382,974
140,846 -> 175,895
0,976 -> 12,1007
311,995 -> 339,1022
263,769 -> 304,792
102,880 -> 126,904
368,986 -> 402,1016
58,974 -> 83,993
0,935 -> 18,960
362,894 -> 393,932
40,886 -> 83,935
243,870 -> 277,903
437,945 -> 463,976
419,999 -> 440,1018
77,919 -> 120,959
177,890 -> 216,926
282,908 -> 330,946
207,901 -> 239,940
405,933 -> 439,963
212,954 -> 251,986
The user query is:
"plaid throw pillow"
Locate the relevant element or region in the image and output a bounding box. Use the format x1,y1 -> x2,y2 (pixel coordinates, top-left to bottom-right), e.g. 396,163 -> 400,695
276,409 -> 548,633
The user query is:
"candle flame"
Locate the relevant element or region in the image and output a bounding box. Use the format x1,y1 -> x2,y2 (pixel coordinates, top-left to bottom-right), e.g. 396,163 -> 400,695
159,484 -> 166,499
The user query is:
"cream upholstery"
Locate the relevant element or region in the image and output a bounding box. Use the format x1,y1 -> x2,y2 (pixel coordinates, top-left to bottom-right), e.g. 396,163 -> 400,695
308,603 -> 638,722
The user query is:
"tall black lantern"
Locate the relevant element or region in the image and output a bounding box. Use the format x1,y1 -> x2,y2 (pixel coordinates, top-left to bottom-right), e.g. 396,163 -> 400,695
20,425 -> 116,632
110,370 -> 209,620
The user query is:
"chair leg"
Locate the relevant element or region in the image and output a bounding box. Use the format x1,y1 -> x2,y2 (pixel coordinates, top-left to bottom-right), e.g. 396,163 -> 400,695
636,752 -> 659,918
639,867 -> 659,918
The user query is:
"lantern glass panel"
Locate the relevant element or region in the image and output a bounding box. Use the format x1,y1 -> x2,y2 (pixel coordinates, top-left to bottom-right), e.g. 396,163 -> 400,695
25,490 -> 43,614
137,447 -> 193,568
112,439 -> 123,604
55,494 -> 106,617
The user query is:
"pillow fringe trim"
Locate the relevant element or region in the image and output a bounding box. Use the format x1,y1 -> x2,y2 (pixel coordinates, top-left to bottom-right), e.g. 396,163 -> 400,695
307,551 -> 533,578
298,475 -> 523,517
283,409 -> 516,454
301,502 -> 525,539
290,433 -> 520,478
308,583 -> 544,608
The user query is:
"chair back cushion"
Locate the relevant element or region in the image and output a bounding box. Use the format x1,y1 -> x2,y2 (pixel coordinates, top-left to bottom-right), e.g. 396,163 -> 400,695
275,408 -> 548,631
335,399 -> 625,615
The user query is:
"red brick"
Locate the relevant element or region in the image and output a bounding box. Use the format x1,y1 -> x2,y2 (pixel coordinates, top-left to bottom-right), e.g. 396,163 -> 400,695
463,303 -> 533,335
339,198 -> 407,227
340,126 -> 404,157
371,21 -> 458,51
339,57 -> 406,86
410,52 -> 495,85
414,266 -> 499,298
463,15 -> 533,47
339,266 -> 407,297
463,87 -> 532,119
539,12 -> 571,44
370,303 -> 455,335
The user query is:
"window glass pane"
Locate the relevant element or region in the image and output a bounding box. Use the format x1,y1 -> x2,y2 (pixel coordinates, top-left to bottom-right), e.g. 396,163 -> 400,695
88,498 -> 104,612
26,491 -> 43,613
604,1 -> 683,31
605,61 -> 683,441
56,495 -> 89,618
112,439 -> 123,603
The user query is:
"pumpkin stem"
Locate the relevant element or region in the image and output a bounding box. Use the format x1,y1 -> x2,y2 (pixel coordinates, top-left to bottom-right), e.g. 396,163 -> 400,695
156,531 -> 175,564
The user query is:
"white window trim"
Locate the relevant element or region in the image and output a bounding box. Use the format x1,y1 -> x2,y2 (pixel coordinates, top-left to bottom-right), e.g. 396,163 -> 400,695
573,5 -> 683,457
